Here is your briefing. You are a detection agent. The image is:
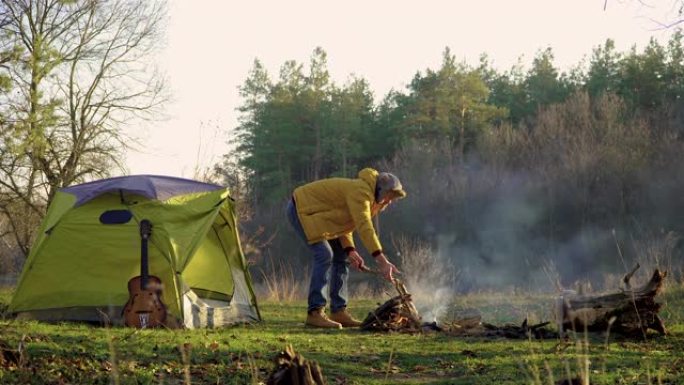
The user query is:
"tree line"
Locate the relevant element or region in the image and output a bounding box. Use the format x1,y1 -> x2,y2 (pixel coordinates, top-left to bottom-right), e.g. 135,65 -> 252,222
227,34 -> 684,206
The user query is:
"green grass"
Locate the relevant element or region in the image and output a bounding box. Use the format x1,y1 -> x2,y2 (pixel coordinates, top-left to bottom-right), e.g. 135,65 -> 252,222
1,286 -> 684,384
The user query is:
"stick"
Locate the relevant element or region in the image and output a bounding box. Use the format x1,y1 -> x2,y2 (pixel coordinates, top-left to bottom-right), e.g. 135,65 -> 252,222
623,263 -> 641,290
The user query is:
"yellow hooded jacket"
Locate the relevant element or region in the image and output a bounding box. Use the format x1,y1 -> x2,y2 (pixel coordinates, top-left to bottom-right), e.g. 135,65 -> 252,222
292,168 -> 388,254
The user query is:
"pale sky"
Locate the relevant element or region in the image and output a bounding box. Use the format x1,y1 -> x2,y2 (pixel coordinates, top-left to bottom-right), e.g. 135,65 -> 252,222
120,0 -> 680,179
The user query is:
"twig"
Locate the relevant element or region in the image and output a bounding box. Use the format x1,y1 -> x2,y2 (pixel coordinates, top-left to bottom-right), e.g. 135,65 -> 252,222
612,229 -> 647,341
384,346 -> 395,381
623,263 -> 641,290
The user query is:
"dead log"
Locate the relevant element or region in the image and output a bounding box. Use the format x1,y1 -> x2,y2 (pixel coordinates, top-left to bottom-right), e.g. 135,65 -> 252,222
267,345 -> 326,385
559,268 -> 667,337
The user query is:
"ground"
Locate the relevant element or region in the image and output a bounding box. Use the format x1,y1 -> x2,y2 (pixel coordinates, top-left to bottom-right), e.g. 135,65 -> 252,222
1,287 -> 683,384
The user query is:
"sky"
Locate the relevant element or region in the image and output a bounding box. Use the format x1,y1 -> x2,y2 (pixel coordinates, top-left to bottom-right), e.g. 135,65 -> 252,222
120,0 -> 681,179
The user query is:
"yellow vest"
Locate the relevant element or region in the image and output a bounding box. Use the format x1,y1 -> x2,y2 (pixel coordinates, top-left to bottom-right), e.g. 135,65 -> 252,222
293,168 -> 384,254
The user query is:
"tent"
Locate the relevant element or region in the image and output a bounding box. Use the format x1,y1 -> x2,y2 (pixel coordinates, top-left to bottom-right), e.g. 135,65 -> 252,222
9,175 -> 260,328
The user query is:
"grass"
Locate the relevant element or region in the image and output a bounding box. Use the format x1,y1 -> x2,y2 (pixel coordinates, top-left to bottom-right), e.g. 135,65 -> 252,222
1,286 -> 684,384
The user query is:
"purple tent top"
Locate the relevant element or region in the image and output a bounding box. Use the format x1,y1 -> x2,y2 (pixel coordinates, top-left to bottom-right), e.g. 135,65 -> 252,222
60,175 -> 224,206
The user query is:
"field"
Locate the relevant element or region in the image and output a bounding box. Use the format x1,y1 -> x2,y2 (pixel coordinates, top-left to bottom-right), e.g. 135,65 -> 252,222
1,286 -> 684,385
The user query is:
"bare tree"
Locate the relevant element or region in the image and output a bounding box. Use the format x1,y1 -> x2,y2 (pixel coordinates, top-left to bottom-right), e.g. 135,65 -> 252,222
0,0 -> 167,256
605,0 -> 684,28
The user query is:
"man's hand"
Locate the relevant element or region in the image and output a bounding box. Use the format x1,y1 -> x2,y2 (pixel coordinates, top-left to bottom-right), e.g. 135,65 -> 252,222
375,253 -> 400,282
347,250 -> 367,271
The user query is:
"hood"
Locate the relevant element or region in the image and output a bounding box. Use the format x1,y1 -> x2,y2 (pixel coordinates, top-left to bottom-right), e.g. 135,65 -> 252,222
357,168 -> 379,191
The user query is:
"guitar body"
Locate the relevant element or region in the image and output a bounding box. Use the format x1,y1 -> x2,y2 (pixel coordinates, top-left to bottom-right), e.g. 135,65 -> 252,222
123,219 -> 168,328
123,275 -> 167,328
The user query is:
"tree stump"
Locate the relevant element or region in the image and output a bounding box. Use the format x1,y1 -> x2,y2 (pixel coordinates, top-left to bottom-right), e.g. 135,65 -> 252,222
559,268 -> 667,337
266,345 -> 326,385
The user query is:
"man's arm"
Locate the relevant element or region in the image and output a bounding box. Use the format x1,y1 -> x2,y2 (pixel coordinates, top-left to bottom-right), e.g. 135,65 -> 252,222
345,191 -> 383,255
339,232 -> 367,271
345,190 -> 400,281
339,232 -> 355,250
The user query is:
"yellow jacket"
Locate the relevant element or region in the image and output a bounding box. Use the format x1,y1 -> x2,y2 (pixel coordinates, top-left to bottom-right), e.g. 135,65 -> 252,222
293,168 -> 386,254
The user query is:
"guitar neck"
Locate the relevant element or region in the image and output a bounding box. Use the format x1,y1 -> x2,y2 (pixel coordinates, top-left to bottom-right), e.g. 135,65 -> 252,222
139,219 -> 152,290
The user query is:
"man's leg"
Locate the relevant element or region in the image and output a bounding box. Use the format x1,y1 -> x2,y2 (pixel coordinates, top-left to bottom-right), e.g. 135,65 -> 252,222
329,239 -> 349,313
307,241 -> 333,312
285,199 -> 340,328
328,239 -> 362,327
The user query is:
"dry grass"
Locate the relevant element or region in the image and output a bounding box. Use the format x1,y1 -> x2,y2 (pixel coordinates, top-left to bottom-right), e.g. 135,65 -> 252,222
256,255 -> 310,302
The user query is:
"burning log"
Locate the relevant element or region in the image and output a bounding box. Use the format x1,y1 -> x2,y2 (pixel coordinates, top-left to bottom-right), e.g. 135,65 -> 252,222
266,345 -> 326,385
558,268 -> 667,337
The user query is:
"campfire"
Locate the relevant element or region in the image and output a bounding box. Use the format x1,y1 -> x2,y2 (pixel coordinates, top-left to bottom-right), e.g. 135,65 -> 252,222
360,280 -> 422,332
362,266 -> 668,339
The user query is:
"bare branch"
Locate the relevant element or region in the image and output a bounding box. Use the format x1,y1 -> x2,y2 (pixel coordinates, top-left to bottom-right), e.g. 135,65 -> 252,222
0,0 -> 168,254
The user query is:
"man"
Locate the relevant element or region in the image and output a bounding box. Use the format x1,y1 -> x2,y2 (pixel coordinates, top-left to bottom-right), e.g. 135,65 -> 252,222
286,168 -> 406,329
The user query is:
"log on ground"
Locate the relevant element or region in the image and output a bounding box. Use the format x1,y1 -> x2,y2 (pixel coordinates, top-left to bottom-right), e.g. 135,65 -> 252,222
559,269 -> 667,337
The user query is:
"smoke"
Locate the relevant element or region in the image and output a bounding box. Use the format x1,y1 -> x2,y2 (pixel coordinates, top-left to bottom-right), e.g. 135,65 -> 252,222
383,145 -> 684,294
396,237 -> 458,322
417,287 -> 452,323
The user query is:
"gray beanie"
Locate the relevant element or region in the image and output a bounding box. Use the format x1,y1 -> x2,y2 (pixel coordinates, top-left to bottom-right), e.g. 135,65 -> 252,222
375,172 -> 407,202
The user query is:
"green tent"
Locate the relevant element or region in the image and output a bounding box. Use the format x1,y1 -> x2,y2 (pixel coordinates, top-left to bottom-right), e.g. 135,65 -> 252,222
9,175 -> 260,328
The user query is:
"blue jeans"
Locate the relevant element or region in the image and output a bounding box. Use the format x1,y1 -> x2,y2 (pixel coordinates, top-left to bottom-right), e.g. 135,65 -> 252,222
286,199 -> 349,313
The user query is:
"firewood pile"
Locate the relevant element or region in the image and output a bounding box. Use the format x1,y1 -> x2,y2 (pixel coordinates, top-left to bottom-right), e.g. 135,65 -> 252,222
360,279 -> 423,332
266,344 -> 326,385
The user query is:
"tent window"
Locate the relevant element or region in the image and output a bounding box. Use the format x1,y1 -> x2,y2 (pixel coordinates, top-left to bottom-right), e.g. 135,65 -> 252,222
99,209 -> 133,225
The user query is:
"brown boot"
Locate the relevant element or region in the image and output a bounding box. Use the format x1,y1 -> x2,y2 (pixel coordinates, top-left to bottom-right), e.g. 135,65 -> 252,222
305,308 -> 343,329
330,308 -> 362,328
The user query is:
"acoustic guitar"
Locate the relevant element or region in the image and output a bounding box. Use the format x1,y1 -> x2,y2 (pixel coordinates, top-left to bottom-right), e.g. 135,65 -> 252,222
123,219 -> 167,328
